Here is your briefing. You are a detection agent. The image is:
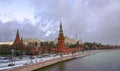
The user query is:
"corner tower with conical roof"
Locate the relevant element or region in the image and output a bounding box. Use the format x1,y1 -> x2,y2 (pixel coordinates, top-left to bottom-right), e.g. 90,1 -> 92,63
58,22 -> 65,53
12,29 -> 23,51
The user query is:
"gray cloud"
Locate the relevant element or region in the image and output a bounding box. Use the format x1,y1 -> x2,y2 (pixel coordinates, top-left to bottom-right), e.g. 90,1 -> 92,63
31,0 -> 89,38
0,19 -> 50,42
31,0 -> 120,45
84,0 -> 120,45
0,0 -> 120,45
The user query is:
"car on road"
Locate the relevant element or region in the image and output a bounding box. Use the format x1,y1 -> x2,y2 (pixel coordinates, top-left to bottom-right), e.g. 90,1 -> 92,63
8,63 -> 15,66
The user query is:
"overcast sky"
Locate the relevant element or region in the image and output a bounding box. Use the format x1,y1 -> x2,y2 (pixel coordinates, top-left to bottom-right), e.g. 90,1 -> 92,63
0,0 -> 120,45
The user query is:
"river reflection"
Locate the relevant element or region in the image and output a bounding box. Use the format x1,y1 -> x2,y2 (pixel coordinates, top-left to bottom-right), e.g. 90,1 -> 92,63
35,49 -> 120,71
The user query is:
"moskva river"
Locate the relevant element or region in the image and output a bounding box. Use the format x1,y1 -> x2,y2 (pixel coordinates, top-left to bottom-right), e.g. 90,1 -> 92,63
36,49 -> 120,71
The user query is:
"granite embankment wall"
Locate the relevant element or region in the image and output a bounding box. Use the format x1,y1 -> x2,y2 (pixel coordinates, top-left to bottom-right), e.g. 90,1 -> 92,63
4,50 -> 101,71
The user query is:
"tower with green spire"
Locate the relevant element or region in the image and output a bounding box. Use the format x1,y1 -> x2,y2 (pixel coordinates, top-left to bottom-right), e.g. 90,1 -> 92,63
16,29 -> 19,37
58,21 -> 65,53
59,22 -> 63,34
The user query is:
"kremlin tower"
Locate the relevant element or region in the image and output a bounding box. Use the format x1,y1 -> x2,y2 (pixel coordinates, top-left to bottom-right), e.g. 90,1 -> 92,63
58,22 -> 65,53
12,30 -> 24,51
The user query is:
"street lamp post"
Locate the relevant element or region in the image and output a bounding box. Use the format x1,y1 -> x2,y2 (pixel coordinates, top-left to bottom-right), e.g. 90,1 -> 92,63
35,48 -> 37,63
35,42 -> 38,63
11,49 -> 15,66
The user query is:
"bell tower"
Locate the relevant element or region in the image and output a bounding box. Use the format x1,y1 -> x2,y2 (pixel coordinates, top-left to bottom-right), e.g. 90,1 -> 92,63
58,22 -> 65,53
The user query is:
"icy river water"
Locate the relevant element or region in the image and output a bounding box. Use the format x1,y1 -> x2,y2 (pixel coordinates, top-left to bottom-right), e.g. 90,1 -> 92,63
36,49 -> 120,71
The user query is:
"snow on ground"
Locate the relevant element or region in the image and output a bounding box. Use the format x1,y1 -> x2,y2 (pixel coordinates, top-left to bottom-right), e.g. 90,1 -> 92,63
0,53 -> 68,70
0,50 -> 100,70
